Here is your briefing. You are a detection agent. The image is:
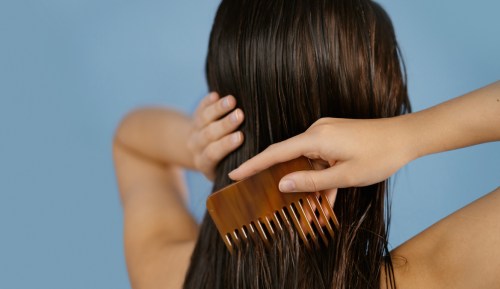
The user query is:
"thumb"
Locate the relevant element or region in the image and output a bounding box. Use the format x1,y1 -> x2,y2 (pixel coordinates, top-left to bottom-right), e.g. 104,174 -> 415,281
278,164 -> 353,192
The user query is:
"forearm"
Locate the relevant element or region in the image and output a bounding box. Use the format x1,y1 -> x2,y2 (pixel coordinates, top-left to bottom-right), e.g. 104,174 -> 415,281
114,95 -> 243,289
114,107 -> 195,169
113,108 -> 198,242
404,81 -> 500,160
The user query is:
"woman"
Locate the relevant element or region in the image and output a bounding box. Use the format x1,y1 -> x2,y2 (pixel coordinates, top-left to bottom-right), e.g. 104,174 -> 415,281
113,0 -> 500,288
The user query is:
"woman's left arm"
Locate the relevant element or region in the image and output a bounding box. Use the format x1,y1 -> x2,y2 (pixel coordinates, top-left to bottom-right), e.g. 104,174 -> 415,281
113,93 -> 244,289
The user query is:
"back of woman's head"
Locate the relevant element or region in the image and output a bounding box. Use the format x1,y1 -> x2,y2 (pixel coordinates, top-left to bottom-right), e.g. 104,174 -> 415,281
184,0 -> 410,288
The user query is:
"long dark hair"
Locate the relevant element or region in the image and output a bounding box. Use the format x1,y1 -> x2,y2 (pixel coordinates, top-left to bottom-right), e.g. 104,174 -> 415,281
184,0 -> 410,288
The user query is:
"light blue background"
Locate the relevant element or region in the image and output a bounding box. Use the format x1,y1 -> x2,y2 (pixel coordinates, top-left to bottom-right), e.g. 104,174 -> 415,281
0,0 -> 498,288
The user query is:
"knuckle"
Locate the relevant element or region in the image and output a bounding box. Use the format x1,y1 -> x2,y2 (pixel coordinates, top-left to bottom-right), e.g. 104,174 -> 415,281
312,118 -> 327,126
204,107 -> 216,122
193,116 -> 203,128
186,138 -> 195,151
201,151 -> 212,163
311,124 -> 330,138
193,156 -> 202,170
316,124 -> 328,134
198,113 -> 208,126
203,148 -> 217,163
223,114 -> 234,129
310,117 -> 332,129
202,127 -> 214,141
305,151 -> 321,160
225,134 -> 236,146
304,173 -> 319,192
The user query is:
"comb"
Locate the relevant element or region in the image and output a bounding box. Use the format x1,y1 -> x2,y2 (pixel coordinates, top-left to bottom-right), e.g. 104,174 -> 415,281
207,157 -> 340,253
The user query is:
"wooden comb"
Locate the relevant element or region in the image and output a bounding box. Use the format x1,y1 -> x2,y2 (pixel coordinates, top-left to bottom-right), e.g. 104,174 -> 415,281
206,157 -> 340,253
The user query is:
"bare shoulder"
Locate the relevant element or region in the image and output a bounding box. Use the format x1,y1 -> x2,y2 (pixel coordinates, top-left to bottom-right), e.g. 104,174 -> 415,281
385,187 -> 500,289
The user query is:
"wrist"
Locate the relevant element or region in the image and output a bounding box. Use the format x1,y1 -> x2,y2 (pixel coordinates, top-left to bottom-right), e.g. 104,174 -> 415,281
184,120 -> 197,169
393,113 -> 422,162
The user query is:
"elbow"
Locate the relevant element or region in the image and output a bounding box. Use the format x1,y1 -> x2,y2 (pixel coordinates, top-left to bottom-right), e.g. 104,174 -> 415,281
113,109 -> 140,148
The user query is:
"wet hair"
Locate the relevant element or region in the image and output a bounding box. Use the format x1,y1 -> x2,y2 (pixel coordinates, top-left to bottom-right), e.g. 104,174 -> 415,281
183,0 -> 410,288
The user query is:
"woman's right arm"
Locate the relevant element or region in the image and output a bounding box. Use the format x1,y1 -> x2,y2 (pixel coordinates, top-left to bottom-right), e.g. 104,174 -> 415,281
229,81 -> 500,192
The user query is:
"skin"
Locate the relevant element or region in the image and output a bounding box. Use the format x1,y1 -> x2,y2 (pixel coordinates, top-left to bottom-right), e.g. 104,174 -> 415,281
229,81 -> 500,192
113,81 -> 500,289
113,93 -> 244,289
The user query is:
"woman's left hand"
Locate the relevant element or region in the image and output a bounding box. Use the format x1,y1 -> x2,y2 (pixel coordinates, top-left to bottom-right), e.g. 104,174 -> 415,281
187,92 -> 245,181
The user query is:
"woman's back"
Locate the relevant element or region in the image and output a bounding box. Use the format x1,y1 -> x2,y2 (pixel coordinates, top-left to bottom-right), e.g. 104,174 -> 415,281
130,185 -> 500,289
184,0 -> 409,288
113,1 -> 500,286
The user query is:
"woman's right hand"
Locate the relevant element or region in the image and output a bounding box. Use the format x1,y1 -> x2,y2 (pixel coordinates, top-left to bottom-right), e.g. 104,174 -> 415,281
187,92 -> 245,181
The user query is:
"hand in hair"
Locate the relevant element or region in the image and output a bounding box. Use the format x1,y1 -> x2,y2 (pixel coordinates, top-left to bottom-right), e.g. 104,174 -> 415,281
187,92 -> 245,180
229,81 -> 500,192
229,117 -> 411,192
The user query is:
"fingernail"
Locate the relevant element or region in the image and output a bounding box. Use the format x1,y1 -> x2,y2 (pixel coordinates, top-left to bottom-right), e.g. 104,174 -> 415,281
279,179 -> 296,192
231,132 -> 241,144
230,110 -> 240,123
222,97 -> 231,108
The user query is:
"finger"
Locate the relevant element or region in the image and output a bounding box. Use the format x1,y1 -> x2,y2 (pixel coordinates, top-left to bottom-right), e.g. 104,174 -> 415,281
278,164 -> 353,192
316,188 -> 338,227
202,92 -> 220,107
201,131 -> 244,169
198,108 -> 244,148
322,188 -> 338,207
196,95 -> 236,128
194,92 -> 219,117
228,133 -> 311,180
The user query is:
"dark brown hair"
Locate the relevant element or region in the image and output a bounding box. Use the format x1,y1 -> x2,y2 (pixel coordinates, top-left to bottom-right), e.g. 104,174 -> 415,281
184,0 -> 410,288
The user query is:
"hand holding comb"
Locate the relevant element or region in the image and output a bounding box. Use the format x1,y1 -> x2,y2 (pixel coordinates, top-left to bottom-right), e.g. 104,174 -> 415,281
207,157 -> 340,253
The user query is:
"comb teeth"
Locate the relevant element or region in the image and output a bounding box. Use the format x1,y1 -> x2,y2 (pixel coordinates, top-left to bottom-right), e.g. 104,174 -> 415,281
207,157 -> 340,253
